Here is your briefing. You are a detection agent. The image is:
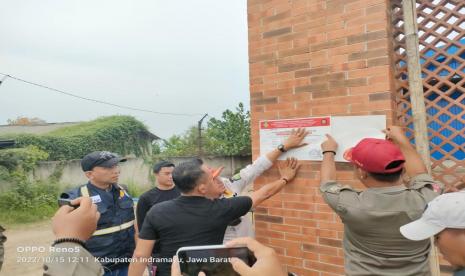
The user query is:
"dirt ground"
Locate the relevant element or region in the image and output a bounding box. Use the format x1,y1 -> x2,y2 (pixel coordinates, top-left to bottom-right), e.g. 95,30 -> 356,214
1,221 -> 148,276
2,220 -> 54,276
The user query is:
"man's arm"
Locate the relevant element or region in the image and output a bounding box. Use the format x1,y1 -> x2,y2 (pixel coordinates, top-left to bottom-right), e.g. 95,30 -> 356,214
128,239 -> 155,276
319,134 -> 361,213
134,222 -> 139,245
383,126 -> 427,177
384,126 -> 449,194
231,128 -> 309,194
265,128 -> 309,162
250,179 -> 287,209
250,158 -> 300,208
320,134 -> 337,183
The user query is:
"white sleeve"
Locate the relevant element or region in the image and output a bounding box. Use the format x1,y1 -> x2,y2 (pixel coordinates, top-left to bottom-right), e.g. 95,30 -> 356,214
229,156 -> 273,193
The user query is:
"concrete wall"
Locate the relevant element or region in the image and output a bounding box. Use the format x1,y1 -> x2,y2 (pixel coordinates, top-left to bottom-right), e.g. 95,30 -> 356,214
33,156 -> 252,191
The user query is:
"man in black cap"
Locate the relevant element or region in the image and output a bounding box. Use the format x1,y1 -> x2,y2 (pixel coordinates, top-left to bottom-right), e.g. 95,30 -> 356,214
62,151 -> 135,276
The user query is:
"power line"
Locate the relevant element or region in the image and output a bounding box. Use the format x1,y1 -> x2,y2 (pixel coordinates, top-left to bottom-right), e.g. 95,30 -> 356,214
0,73 -> 204,117
0,75 -> 7,86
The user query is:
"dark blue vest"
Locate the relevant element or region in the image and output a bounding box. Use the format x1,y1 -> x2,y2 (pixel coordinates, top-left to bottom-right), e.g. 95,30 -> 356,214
64,182 -> 135,267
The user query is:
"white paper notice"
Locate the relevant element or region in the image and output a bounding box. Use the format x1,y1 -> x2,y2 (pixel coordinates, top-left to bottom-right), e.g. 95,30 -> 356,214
259,115 -> 386,162
259,117 -> 331,160
331,115 -> 386,162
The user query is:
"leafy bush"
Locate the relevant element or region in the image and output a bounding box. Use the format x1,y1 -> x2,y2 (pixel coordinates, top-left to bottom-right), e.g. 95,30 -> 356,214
125,180 -> 146,198
0,145 -> 49,171
0,146 -> 57,225
0,180 -> 60,224
3,116 -> 153,161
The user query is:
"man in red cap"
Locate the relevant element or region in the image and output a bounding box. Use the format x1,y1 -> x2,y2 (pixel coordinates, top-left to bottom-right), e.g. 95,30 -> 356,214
319,126 -> 443,276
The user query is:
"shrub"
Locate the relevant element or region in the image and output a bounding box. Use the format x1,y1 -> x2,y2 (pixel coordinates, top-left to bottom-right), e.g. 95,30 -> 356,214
3,115 -> 153,160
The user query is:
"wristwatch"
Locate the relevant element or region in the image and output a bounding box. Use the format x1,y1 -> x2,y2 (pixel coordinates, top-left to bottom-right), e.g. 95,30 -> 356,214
277,144 -> 286,152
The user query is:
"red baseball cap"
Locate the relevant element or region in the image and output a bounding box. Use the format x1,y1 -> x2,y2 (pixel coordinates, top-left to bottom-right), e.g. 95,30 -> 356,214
343,138 -> 405,173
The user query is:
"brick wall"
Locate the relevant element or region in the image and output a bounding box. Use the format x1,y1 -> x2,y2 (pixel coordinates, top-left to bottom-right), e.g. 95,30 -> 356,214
248,0 -> 396,275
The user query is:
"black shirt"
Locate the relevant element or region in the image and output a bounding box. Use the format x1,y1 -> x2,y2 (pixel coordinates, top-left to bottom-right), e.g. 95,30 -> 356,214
139,195 -> 253,276
136,186 -> 181,229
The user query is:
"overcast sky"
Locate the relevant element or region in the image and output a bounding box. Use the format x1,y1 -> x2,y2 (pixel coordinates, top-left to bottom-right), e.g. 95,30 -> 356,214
0,0 -> 249,139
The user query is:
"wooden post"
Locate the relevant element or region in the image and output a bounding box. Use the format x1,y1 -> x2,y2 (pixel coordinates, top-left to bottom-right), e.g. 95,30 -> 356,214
402,0 -> 440,275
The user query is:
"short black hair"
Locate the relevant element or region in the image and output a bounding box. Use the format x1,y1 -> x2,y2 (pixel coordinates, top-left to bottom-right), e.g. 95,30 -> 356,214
172,160 -> 206,193
190,157 -> 203,165
153,160 -> 175,174
368,160 -> 404,183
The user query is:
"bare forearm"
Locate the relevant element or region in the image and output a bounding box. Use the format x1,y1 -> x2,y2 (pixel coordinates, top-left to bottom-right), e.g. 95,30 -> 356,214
133,222 -> 139,245
251,179 -> 286,208
321,153 -> 336,183
128,259 -> 148,276
128,239 -> 155,276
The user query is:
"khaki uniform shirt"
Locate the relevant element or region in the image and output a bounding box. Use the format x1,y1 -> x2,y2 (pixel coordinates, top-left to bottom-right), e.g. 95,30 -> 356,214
320,174 -> 442,276
43,242 -> 103,276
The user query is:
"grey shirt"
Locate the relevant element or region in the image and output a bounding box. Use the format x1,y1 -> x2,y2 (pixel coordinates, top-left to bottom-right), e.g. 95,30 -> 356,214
320,174 -> 442,276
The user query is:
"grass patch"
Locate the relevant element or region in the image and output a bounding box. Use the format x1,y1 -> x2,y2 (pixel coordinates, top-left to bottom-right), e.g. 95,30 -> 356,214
125,180 -> 148,198
0,180 -> 60,225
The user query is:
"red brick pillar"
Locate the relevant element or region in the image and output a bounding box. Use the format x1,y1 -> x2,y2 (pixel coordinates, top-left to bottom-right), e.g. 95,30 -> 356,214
248,0 -> 396,275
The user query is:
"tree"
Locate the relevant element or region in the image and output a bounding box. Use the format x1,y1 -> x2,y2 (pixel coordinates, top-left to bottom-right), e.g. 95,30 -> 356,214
154,103 -> 251,157
7,117 -> 46,126
159,126 -> 202,157
205,103 -> 251,156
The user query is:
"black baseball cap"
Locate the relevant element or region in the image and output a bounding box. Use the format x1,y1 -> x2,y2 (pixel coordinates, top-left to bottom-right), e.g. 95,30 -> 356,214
81,151 -> 127,172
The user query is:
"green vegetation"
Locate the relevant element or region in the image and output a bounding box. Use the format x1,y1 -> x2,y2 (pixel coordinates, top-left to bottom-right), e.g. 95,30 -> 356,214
0,105 -> 251,225
0,180 -> 60,225
0,146 -> 59,225
205,102 -> 251,156
125,180 -> 145,198
3,116 -> 153,160
156,103 -> 251,158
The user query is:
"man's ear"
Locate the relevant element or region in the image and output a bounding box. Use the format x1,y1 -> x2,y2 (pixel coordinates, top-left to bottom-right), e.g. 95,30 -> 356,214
197,183 -> 207,195
85,171 -> 93,180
